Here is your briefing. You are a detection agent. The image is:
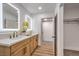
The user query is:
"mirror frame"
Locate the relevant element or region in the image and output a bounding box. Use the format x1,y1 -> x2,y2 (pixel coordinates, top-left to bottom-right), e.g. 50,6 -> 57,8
0,3 -> 20,31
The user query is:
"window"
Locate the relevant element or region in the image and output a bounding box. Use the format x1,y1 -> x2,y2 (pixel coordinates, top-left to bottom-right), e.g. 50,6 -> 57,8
25,15 -> 32,29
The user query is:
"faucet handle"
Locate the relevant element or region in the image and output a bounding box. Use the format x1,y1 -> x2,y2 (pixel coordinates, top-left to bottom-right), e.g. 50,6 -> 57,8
10,35 -> 11,39
9,34 -> 13,39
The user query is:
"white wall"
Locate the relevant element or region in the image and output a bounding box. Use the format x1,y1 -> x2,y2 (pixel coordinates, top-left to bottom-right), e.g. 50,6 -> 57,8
31,12 -> 54,45
64,23 -> 79,50
64,4 -> 79,51
54,4 -> 64,56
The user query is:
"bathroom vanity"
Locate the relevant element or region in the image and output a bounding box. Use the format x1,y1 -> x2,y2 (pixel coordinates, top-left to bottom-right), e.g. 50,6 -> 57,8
0,33 -> 38,56
0,3 -> 38,56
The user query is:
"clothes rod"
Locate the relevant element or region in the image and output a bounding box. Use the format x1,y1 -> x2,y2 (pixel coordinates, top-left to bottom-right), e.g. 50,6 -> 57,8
64,18 -> 79,22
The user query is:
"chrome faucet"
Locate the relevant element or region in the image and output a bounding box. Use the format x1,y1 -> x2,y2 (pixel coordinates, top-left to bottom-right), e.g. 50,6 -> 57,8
9,32 -> 18,39
9,34 -> 12,39
13,32 -> 15,38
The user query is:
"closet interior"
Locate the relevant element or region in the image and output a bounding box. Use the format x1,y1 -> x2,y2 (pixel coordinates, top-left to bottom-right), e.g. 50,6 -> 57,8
64,3 -> 79,56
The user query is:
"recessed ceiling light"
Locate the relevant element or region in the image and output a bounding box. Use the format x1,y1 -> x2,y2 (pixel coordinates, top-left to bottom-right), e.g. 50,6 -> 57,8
38,6 -> 42,10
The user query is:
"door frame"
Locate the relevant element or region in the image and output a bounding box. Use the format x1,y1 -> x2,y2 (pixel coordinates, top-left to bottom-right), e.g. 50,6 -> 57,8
41,17 -> 57,56
54,15 -> 57,56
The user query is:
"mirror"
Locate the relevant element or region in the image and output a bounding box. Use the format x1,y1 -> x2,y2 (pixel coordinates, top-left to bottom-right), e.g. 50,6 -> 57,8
0,3 -> 20,31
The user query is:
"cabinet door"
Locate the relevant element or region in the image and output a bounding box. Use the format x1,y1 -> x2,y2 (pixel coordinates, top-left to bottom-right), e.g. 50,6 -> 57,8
25,44 -> 30,56
0,46 -> 10,56
11,40 -> 25,53
11,46 -> 25,56
30,38 -> 34,53
36,35 -> 38,47
34,36 -> 38,49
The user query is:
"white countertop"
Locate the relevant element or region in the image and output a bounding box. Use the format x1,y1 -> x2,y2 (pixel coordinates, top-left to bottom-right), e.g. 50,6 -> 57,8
0,33 -> 38,47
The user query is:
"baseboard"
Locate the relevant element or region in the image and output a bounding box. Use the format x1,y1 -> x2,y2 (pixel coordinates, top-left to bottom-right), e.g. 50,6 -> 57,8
64,47 -> 79,51
64,49 -> 79,52
64,49 -> 79,56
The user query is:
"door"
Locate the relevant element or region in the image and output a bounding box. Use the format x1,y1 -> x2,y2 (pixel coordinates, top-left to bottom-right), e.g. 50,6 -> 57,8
42,21 -> 55,42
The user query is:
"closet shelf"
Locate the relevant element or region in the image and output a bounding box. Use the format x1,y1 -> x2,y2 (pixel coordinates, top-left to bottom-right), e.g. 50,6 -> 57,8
64,18 -> 79,22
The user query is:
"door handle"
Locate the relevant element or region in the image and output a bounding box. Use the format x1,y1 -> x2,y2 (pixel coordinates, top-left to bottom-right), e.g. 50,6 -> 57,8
52,36 -> 56,38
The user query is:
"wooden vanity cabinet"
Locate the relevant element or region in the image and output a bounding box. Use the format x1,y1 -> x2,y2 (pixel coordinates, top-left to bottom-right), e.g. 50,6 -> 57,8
24,38 -> 31,56
0,46 -> 10,56
11,46 -> 25,56
34,35 -> 38,49
11,38 -> 31,56
25,43 -> 30,56
11,40 -> 26,56
30,35 -> 38,54
30,37 -> 34,54
0,34 -> 38,56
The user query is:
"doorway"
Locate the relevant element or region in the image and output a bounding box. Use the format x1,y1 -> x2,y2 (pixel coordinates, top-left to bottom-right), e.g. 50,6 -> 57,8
41,17 -> 57,56
32,16 -> 57,56
42,19 -> 54,42
64,3 -> 79,56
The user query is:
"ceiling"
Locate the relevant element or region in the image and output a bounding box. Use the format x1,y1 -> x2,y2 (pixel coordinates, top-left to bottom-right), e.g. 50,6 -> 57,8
21,3 -> 56,14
